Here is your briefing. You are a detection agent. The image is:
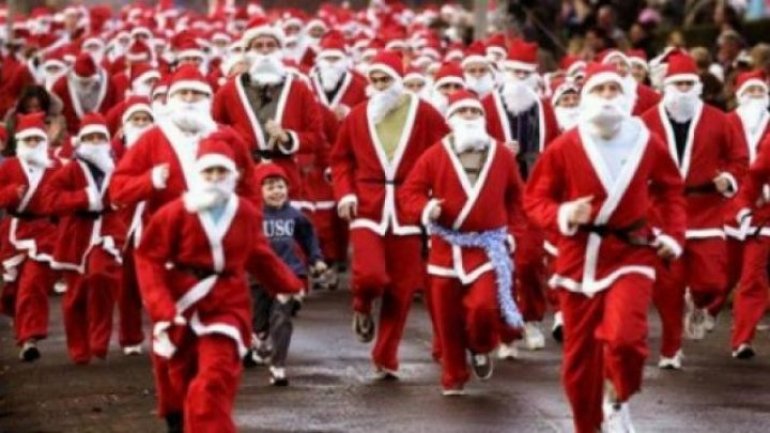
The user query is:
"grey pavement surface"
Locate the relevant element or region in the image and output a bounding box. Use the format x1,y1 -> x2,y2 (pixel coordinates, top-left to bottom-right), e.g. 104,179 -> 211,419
1,289 -> 770,433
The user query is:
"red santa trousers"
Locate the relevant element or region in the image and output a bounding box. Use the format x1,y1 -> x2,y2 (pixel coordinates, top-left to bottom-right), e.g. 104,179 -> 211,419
9,258 -> 57,344
515,226 -> 549,322
61,248 -> 120,363
731,236 -> 770,349
560,274 -> 652,433
707,237 -> 744,317
312,208 -> 349,264
430,272 -> 499,388
118,243 -> 144,347
349,229 -> 424,371
653,238 -> 726,357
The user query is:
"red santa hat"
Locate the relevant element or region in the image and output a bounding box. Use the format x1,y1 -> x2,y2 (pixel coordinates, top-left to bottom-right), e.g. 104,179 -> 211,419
152,75 -> 171,99
504,39 -> 538,72
445,89 -> 485,119
254,162 -> 289,186
126,39 -> 152,63
317,31 -> 347,60
597,49 -> 629,66
168,65 -> 212,97
550,76 -> 580,106
735,70 -> 768,97
560,55 -> 587,78
627,49 -> 648,71
485,33 -> 507,59
82,36 -> 105,51
130,62 -> 160,85
175,38 -> 206,60
121,96 -> 154,125
195,137 -> 237,173
461,41 -> 490,69
242,16 -> 285,48
42,51 -> 67,71
433,62 -> 465,90
580,63 -> 624,99
306,18 -> 328,33
77,113 -> 110,141
403,66 -> 427,84
73,53 -> 99,79
366,51 -> 404,81
15,113 -> 48,141
130,25 -> 153,40
663,54 -> 700,86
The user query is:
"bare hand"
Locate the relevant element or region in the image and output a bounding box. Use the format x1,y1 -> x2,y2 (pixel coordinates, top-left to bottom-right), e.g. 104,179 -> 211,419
429,200 -> 444,221
266,120 -> 289,143
157,163 -> 170,182
338,201 -> 357,221
568,195 -> 593,226
333,105 -> 349,121
713,174 -> 732,194
657,244 -> 676,260
505,140 -> 520,155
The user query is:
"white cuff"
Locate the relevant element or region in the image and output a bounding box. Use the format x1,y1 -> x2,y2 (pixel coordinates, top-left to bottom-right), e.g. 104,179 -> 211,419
736,208 -> 752,225
421,198 -> 442,227
557,202 -> 580,236
151,165 -> 167,189
716,172 -> 738,198
506,234 -> 516,254
763,185 -> 770,202
278,130 -> 300,155
337,194 -> 357,212
654,234 -> 683,259
85,187 -> 102,212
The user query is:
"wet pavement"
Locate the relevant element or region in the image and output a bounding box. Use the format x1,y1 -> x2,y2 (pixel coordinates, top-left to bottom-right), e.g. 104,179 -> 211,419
1,289 -> 770,432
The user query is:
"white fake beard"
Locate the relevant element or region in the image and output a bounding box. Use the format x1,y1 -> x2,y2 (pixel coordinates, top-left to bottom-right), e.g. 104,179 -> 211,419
166,98 -> 216,134
737,96 -> 770,134
76,142 -> 115,173
247,52 -> 287,85
124,124 -> 151,148
501,80 -> 538,115
580,93 -> 628,138
621,74 -> 638,115
369,80 -> 405,124
448,116 -> 490,153
663,84 -> 703,123
465,73 -> 495,98
554,106 -> 580,131
183,174 -> 236,212
152,100 -> 169,120
16,142 -> 51,168
317,60 -> 347,92
430,90 -> 449,115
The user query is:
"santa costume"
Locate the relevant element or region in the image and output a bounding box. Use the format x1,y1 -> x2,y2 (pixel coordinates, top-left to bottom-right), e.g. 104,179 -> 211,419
402,91 -> 526,394
135,138 -> 301,433
482,38 -> 559,352
212,17 -> 323,198
52,52 -> 118,134
330,51 -> 449,376
641,54 -> 747,367
0,113 -> 60,362
525,63 -> 686,433
598,50 -> 661,116
46,114 -> 125,364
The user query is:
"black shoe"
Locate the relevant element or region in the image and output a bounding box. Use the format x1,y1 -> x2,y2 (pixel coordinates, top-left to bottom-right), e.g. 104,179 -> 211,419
290,299 -> 302,317
19,340 -> 40,363
733,344 -> 756,360
243,350 -> 259,368
470,352 -> 493,381
552,324 -> 563,343
352,312 -> 375,343
165,412 -> 183,433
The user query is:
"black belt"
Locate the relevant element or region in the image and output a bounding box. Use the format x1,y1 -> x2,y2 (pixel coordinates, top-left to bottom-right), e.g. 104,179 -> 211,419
359,179 -> 402,185
9,210 -> 45,221
74,210 -> 102,220
253,149 -> 291,161
684,182 -> 719,196
175,264 -> 231,281
578,219 -> 650,246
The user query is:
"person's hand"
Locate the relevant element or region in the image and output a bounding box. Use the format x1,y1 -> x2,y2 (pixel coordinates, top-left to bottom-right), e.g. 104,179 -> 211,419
266,119 -> 289,143
429,199 -> 443,221
657,243 -> 677,260
568,195 -> 593,226
152,163 -> 170,189
338,200 -> 357,221
713,173 -> 732,194
312,260 -> 328,275
505,140 -> 520,155
333,105 -> 350,121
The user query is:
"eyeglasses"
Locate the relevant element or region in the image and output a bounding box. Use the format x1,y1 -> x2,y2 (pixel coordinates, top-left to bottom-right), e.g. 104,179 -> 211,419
369,75 -> 394,85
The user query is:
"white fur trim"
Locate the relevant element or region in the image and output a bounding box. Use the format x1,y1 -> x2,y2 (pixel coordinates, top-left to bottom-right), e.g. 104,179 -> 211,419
318,49 -> 346,60
134,70 -> 161,85
446,99 -> 484,119
337,194 -> 357,212
421,198 -> 442,227
502,60 -> 537,72
78,124 -> 110,140
242,25 -> 285,47
581,71 -> 625,98
15,128 -> 48,141
628,57 -> 649,71
737,79 -> 768,98
366,63 -> 402,81
168,80 -> 212,97
433,75 -> 465,90
557,201 -> 580,236
461,55 -> 490,69
151,165 -> 168,189
506,234 -> 516,254
194,154 -> 237,173
122,103 -> 154,125
176,49 -> 205,60
486,46 -> 507,58
278,130 -> 300,155
654,234 -> 683,259
715,172 -> 738,198
403,72 -> 426,83
685,228 -> 725,239
85,187 -> 102,212
736,208 -> 752,225
663,73 -> 701,86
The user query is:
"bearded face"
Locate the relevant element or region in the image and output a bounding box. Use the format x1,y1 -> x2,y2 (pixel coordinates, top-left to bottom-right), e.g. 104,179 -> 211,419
166,92 -> 215,134
663,80 -> 703,123
737,85 -> 770,134
76,137 -> 115,173
368,77 -> 405,124
16,136 -> 51,168
247,50 -> 287,85
448,112 -> 489,153
465,72 -> 495,98
316,57 -> 348,92
579,82 -> 629,138
184,167 -> 237,212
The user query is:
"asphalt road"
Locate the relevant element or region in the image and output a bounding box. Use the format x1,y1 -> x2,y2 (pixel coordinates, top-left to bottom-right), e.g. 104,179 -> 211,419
1,288 -> 770,433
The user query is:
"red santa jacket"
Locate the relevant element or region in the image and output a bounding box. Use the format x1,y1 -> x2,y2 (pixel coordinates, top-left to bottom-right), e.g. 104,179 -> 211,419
45,159 -> 126,272
135,195 -> 302,357
402,138 -> 526,284
0,158 -> 60,280
330,93 -> 450,236
212,73 -> 324,196
632,83 -> 661,117
310,70 -> 368,114
51,72 -> 118,134
482,91 -> 559,154
642,102 -> 747,239
109,122 -> 259,224
524,119 -> 686,296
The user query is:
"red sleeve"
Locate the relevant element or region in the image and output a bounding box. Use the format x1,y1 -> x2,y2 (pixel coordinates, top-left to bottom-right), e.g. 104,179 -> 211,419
212,84 -> 230,125
400,145 -> 437,224
108,131 -> 157,207
737,134 -> 770,212
44,164 -> 91,215
0,160 -> 22,209
648,136 -> 686,245
330,113 -> 357,201
720,110 -> 749,190
286,83 -> 324,155
523,139 -> 568,233
502,145 -> 527,239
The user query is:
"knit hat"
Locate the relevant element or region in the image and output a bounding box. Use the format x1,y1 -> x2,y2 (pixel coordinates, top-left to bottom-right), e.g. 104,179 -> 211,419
242,16 -> 285,48
433,62 -> 465,89
73,53 -> 98,79
735,70 -> 768,97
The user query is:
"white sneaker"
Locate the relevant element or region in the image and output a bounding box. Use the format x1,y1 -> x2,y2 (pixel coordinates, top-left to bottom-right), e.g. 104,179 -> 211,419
658,350 -> 684,370
602,400 -> 636,433
269,366 -> 289,386
53,280 -> 68,294
373,366 -> 398,381
496,342 -> 519,360
523,321 -> 546,350
441,385 -> 466,396
703,312 -> 717,333
470,353 -> 493,381
122,344 -> 143,356
685,308 -> 707,340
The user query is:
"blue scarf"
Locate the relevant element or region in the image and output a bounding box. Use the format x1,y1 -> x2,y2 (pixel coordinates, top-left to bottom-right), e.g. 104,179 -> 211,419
429,224 -> 524,328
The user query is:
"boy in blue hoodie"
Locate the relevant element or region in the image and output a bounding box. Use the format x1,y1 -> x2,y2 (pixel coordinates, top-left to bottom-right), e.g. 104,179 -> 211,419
247,163 -> 326,386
